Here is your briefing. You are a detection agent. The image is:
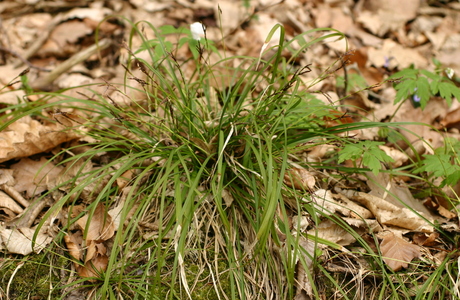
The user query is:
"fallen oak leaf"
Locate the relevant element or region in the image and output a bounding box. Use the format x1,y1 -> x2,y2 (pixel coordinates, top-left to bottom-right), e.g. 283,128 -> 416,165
0,116 -> 80,163
85,240 -> 107,263
380,232 -> 420,271
77,203 -> 115,243
0,190 -> 23,214
0,225 -> 52,255
77,252 -> 109,281
64,232 -> 83,261
11,157 -> 63,198
283,168 -> 315,190
412,232 -> 439,247
294,236 -> 316,299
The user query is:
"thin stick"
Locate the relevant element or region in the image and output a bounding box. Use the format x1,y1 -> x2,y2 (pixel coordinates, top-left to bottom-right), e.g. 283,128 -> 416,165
13,13 -> 65,68
30,38 -> 112,90
6,261 -> 25,300
2,185 -> 29,208
0,46 -> 51,71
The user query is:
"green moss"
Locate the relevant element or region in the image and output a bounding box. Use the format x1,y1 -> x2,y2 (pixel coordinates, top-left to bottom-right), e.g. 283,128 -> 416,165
0,252 -> 62,300
149,249 -> 234,300
184,259 -> 230,300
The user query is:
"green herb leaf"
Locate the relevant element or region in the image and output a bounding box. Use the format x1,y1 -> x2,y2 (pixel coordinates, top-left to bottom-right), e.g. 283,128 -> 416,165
339,141 -> 394,175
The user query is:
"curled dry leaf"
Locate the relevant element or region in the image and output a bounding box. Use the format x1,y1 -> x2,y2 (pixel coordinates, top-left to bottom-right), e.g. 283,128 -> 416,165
306,144 -> 336,162
0,169 -> 15,185
290,215 -> 310,233
338,188 -> 432,231
85,240 -> 108,263
108,200 -> 125,229
294,236 -> 316,299
0,190 -> 23,214
342,217 -> 383,233
413,232 -> 440,247
0,116 -> 79,163
222,188 -> 234,206
380,232 -> 420,271
369,172 -> 438,212
284,168 -> 315,190
116,169 -> 136,189
308,219 -> 356,246
378,145 -> 409,168
77,253 -> 109,281
437,205 -> 457,219
368,39 -> 427,69
314,189 -> 374,219
77,203 -> 115,243
66,203 -> 114,281
0,225 -> 52,255
64,232 -> 83,261
11,157 -> 63,198
423,197 -> 457,219
404,139 -> 429,161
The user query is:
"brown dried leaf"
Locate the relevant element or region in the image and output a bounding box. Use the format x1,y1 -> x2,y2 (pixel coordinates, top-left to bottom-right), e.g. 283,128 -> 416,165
85,240 -> 107,263
358,0 -> 419,37
413,232 -> 440,247
64,232 -> 83,261
306,144 -> 335,162
437,205 -> 457,219
314,189 -> 374,219
77,203 -> 115,243
0,190 -> 23,214
63,6 -> 113,21
0,225 -> 52,255
222,188 -> 234,207
0,207 -> 17,220
77,253 -> 109,281
116,169 -> 136,189
284,168 -> 315,190
0,116 -> 79,163
378,145 -> 409,168
440,106 -> 460,130
366,172 -> 445,230
367,39 -> 428,69
37,19 -> 93,57
380,232 -> 420,271
308,219 -> 356,246
294,237 -> 315,299
0,169 -> 15,186
11,157 -> 63,198
0,12 -> 52,58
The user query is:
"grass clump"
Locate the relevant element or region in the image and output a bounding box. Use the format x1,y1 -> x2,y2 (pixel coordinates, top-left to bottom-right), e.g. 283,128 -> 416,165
2,12 -> 460,300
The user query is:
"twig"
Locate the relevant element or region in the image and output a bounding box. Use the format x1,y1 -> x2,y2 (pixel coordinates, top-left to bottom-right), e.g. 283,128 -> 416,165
0,45 -> 51,72
13,13 -> 65,68
1,184 -> 29,208
7,262 -> 25,300
30,38 -> 112,90
6,198 -> 48,228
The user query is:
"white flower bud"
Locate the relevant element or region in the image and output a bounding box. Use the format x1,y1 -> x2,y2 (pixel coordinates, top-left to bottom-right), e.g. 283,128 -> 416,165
446,68 -> 454,79
190,22 -> 205,41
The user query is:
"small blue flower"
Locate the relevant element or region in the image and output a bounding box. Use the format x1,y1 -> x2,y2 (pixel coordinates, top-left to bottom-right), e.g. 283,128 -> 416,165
412,87 -> 421,107
412,88 -> 420,102
383,56 -> 394,68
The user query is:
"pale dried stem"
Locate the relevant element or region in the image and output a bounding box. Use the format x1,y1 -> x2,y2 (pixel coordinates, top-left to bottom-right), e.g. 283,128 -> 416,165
13,13 -> 65,68
1,184 -> 29,208
9,199 -> 48,228
31,38 -> 112,90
